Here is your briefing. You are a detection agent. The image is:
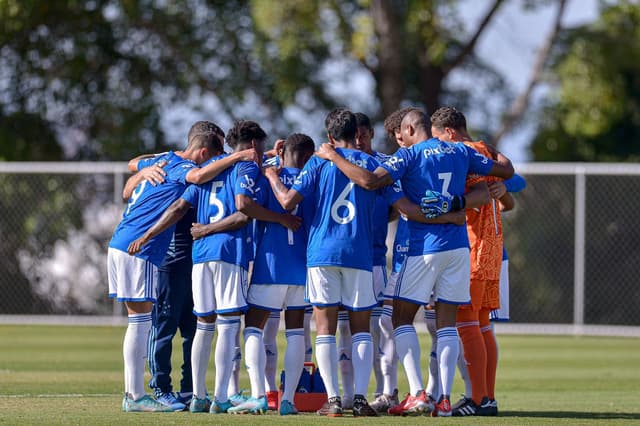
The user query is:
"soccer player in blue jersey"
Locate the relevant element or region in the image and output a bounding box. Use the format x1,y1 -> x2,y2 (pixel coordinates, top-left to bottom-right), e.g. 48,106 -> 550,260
264,108 -> 451,417
315,109 -> 514,417
226,133 -> 316,415
128,120 -> 301,414
108,121 -> 240,412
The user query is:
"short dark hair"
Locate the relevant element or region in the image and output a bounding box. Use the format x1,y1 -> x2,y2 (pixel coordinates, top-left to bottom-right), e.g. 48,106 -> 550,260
226,120 -> 267,148
430,107 -> 467,131
354,112 -> 372,131
403,109 -> 430,132
187,121 -> 224,153
284,133 -> 315,156
384,107 -> 419,137
325,108 -> 357,142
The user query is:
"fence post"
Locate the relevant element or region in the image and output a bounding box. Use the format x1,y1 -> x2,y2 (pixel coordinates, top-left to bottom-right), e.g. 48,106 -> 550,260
573,167 -> 586,327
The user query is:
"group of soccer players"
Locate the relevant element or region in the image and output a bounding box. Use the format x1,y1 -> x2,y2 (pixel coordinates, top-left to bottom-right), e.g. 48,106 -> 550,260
107,104 -> 524,417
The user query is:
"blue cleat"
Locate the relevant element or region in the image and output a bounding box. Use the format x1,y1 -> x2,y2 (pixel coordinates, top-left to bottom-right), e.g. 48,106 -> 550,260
189,396 -> 211,413
122,394 -> 173,412
229,390 -> 248,406
156,392 -> 187,411
210,399 -> 234,414
279,399 -> 299,415
227,396 -> 268,414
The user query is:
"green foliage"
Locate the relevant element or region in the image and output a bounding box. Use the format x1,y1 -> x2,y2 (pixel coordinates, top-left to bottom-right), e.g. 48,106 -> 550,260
532,2 -> 640,162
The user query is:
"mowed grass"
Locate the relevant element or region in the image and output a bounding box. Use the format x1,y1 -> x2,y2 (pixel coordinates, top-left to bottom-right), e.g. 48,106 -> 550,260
0,325 -> 639,425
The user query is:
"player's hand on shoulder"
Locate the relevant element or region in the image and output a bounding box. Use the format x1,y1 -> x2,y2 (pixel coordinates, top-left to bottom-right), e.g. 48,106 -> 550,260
316,142 -> 337,161
235,147 -> 259,163
139,161 -> 167,186
488,181 -> 507,199
279,213 -> 302,231
262,164 -> 280,178
484,143 -> 499,160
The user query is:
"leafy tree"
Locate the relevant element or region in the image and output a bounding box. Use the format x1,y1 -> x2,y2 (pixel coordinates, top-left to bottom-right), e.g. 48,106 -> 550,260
531,1 -> 640,162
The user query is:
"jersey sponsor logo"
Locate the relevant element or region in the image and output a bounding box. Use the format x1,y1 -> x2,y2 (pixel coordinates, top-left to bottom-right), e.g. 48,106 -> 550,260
473,151 -> 489,164
422,145 -> 457,158
279,174 -> 295,186
383,156 -> 403,171
240,175 -> 257,194
345,155 -> 369,168
395,244 -> 409,253
293,170 -> 308,185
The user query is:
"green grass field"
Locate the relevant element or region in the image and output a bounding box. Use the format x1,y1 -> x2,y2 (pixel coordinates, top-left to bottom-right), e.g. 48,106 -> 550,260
0,325 -> 639,425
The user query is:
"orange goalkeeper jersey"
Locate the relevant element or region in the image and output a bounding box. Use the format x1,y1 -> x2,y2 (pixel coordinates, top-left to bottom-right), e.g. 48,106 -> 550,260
464,141 -> 503,281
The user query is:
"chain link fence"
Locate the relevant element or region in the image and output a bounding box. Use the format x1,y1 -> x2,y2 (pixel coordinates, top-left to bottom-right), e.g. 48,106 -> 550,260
1,162 -> 639,328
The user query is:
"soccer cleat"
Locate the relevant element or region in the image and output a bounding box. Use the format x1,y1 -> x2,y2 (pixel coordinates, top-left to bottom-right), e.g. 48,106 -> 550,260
210,399 -> 234,414
369,389 -> 399,413
387,392 -> 410,416
156,392 -> 187,411
176,391 -> 193,407
122,394 -> 174,412
317,396 -> 343,417
229,390 -> 248,406
266,390 -> 279,410
227,396 -> 268,414
279,399 -> 299,415
391,390 -> 431,416
477,396 -> 498,416
432,396 -> 452,417
352,394 -> 378,417
189,396 -> 211,413
452,396 -> 479,416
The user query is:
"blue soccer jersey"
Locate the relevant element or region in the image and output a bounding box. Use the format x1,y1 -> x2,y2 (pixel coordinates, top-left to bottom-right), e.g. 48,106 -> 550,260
109,151 -> 197,266
251,167 -> 314,286
381,138 -> 494,255
293,148 -> 402,271
181,157 -> 260,269
370,151 -> 397,266
391,215 -> 410,273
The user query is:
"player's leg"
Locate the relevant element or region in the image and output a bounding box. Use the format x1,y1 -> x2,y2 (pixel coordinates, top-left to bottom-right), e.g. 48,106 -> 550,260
424,306 -> 441,403
189,262 -> 217,412
263,311 -> 281,409
337,309 -> 354,408
280,286 -> 307,415
342,267 -> 378,416
227,327 -> 242,402
176,263 -> 196,407
108,248 -> 170,412
370,265 -> 387,398
307,266 -> 342,417
480,278 -> 500,416
303,306 -> 313,362
210,261 -> 248,413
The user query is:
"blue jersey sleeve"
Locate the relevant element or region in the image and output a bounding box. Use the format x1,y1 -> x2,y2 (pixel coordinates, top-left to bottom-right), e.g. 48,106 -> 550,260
464,145 -> 494,176
381,148 -> 411,182
291,156 -> 321,199
379,181 -> 404,206
234,162 -> 260,198
181,184 -> 199,206
137,152 -> 171,171
504,173 -> 526,193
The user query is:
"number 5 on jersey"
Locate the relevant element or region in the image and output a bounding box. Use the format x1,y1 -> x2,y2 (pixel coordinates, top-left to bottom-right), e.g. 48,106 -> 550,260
209,181 -> 225,223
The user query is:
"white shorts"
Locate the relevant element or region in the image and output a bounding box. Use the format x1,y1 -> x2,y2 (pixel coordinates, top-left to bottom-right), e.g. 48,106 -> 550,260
107,248 -> 158,302
384,271 -> 400,301
491,259 -> 510,321
306,266 -> 377,311
394,248 -> 471,306
247,284 -> 309,311
192,261 -> 248,316
373,265 -> 388,303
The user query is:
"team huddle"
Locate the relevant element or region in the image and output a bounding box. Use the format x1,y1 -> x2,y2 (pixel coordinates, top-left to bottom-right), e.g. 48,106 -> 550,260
107,106 -> 525,417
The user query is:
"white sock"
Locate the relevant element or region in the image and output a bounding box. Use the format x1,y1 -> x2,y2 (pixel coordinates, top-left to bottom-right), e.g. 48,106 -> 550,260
457,337 -> 472,397
227,326 -> 241,397
424,309 -> 441,399
379,305 -> 398,395
263,313 -> 280,392
436,327 -> 459,397
315,335 -> 340,399
244,326 -> 266,398
304,307 -> 313,362
123,313 -> 152,401
214,316 -> 240,402
192,321 -> 215,399
352,332 -> 373,397
337,312 -> 354,400
394,325 -> 423,395
370,307 -> 384,396
283,328 -> 305,402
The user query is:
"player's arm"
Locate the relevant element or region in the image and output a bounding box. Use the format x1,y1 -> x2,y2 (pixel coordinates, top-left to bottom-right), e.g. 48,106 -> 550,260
498,192 -> 515,212
127,153 -> 159,173
263,167 -> 305,211
393,196 -> 465,225
190,212 -> 250,240
264,139 -> 285,158
235,193 -> 301,231
464,181 -> 491,209
483,144 -> 514,179
315,143 -> 393,190
122,162 -> 167,201
185,148 -> 258,185
127,199 -> 193,254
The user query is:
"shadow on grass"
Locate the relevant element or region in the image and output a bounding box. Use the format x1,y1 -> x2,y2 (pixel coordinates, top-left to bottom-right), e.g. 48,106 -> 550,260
501,411 -> 640,420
